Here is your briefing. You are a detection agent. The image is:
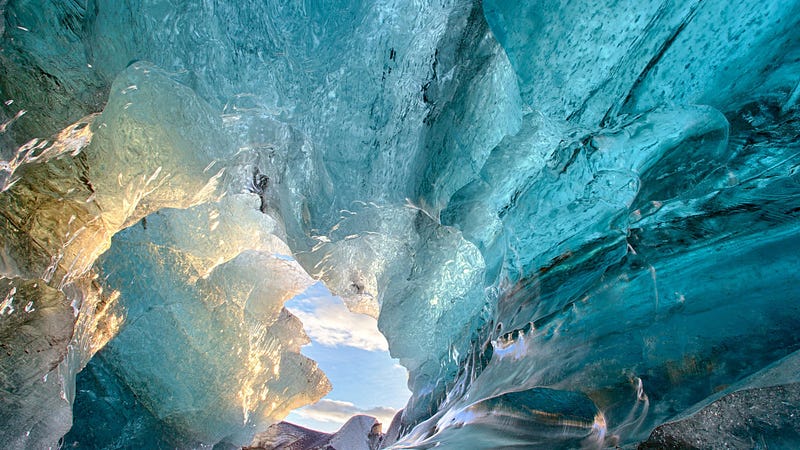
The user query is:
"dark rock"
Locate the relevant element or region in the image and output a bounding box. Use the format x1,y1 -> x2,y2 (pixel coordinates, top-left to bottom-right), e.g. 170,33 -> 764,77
639,384 -> 800,450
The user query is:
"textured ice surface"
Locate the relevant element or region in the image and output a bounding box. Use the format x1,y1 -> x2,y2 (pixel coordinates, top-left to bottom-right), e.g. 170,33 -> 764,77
300,203 -> 486,387
0,60 -> 226,447
483,0 -> 800,125
70,194 -> 330,446
1,0 -> 800,448
0,278 -> 73,447
1,61 -> 227,283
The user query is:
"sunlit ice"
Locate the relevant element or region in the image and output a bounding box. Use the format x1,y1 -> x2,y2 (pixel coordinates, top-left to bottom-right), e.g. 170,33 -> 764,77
2,0 -> 800,449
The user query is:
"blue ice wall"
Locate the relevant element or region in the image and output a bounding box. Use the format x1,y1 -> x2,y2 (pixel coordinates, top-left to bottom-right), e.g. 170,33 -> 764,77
1,0 -> 800,448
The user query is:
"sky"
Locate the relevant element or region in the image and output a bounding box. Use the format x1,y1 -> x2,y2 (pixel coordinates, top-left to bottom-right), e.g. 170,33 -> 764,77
284,282 -> 411,433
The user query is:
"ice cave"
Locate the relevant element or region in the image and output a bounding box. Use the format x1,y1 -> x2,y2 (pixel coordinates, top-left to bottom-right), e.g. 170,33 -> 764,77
1,0 -> 800,448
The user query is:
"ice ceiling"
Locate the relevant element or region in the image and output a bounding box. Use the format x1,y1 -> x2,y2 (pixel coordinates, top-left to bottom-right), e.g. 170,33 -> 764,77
1,0 -> 800,448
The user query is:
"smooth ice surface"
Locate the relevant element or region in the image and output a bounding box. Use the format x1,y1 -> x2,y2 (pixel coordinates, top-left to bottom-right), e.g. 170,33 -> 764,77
0,60 -> 226,448
69,194 -> 331,447
2,0 -> 800,448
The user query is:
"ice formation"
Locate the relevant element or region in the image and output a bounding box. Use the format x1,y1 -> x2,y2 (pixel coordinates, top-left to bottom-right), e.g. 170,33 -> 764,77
1,0 -> 799,448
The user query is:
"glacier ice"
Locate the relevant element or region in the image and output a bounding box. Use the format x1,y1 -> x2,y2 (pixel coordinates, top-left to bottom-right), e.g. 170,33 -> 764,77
402,387 -> 607,449
1,0 -> 800,448
71,194 -> 330,446
638,350 -> 800,448
0,277 -> 74,447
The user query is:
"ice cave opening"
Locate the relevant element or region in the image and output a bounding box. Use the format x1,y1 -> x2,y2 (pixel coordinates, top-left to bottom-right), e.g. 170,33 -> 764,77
2,0 -> 800,449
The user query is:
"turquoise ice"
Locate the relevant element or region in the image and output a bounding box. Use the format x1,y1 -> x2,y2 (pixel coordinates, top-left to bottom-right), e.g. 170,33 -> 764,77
1,0 -> 799,448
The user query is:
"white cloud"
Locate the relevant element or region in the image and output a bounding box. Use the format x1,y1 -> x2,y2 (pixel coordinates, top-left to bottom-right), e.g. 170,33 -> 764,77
287,291 -> 389,352
292,399 -> 398,428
